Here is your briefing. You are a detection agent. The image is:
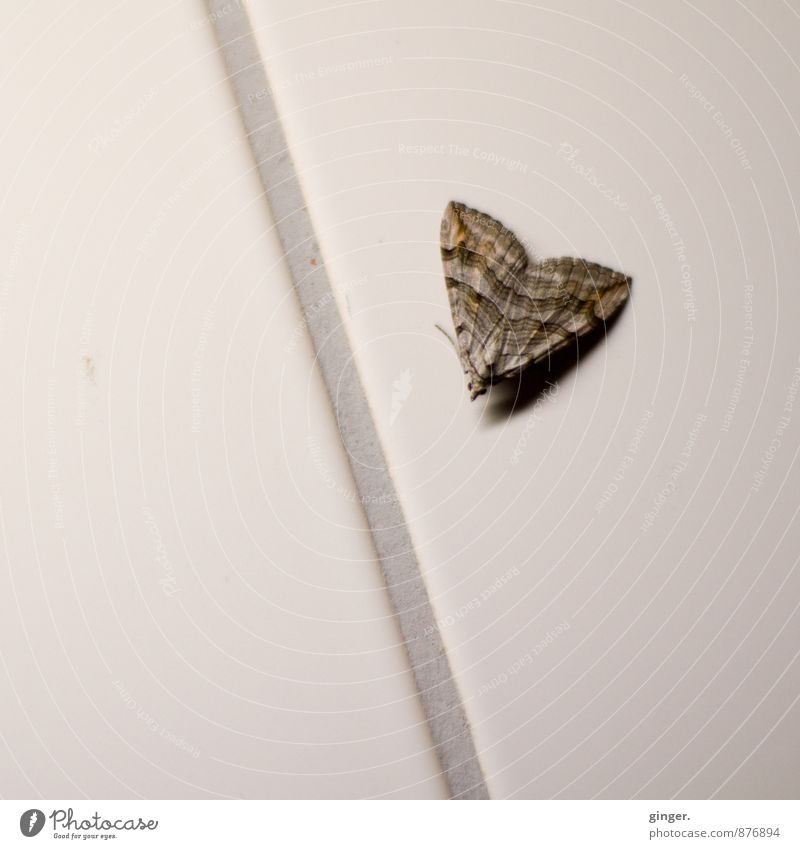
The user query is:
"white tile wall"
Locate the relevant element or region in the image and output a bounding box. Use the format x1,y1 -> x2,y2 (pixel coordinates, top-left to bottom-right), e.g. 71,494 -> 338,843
248,0 -> 800,799
0,0 -> 446,799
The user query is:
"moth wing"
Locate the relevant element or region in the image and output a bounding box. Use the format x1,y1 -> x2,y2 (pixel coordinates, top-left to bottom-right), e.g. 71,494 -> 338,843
440,201 -> 531,397
488,257 -> 631,378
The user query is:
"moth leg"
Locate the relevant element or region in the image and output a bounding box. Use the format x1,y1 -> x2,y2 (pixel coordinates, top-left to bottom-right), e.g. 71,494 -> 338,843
435,322 -> 488,399
434,322 -> 459,354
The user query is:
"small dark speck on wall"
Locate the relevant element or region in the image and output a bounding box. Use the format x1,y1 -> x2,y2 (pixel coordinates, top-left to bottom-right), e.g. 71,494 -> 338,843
82,355 -> 96,384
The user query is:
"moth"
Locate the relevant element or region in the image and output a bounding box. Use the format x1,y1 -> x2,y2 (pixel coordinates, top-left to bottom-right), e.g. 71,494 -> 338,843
440,201 -> 631,399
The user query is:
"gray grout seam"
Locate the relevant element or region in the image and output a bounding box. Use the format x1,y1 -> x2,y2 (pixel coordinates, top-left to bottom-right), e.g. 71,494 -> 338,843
206,0 -> 489,800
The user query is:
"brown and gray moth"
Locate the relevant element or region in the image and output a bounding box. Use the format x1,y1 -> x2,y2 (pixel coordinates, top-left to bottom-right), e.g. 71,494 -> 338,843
440,201 -> 631,400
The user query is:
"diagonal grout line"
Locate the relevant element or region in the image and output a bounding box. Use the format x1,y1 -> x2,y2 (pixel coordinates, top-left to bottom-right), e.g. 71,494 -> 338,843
206,0 -> 488,800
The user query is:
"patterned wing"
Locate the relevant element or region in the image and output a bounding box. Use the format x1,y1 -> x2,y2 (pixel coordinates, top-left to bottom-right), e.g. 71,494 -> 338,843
489,256 -> 631,378
440,201 -> 531,399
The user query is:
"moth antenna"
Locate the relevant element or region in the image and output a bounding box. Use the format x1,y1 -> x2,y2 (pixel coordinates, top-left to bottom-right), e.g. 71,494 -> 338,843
434,322 -> 459,356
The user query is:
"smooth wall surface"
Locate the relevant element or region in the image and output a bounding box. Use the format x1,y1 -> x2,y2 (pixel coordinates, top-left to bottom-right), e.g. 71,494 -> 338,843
248,0 -> 800,798
0,1 -> 446,799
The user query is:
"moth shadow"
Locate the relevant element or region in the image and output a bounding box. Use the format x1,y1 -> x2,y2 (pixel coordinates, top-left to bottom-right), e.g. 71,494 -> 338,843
485,312 -> 625,422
